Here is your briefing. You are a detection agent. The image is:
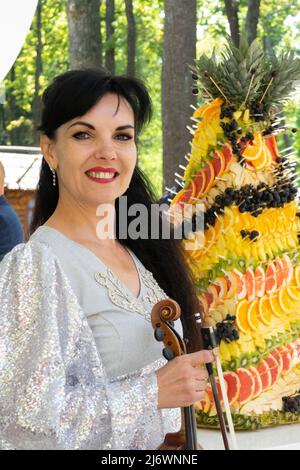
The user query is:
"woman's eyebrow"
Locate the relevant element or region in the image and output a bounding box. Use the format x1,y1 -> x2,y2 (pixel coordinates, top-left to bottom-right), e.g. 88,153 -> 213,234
67,121 -> 134,131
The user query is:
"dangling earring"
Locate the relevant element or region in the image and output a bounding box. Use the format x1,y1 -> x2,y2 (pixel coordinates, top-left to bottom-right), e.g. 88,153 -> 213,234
50,167 -> 56,187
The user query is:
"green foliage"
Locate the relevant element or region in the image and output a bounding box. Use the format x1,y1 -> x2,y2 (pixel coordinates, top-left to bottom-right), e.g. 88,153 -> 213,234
0,0 -> 299,193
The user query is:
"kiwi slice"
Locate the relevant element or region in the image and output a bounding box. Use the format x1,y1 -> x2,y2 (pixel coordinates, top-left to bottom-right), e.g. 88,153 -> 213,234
228,358 -> 239,371
251,352 -> 260,365
240,354 -> 251,368
266,338 -> 273,349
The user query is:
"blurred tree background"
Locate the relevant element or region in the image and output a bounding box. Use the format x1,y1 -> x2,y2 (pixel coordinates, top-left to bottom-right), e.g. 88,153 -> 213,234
0,0 -> 299,196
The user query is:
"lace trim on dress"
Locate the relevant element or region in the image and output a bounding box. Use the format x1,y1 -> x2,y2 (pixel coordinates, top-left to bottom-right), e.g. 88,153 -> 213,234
94,267 -> 167,322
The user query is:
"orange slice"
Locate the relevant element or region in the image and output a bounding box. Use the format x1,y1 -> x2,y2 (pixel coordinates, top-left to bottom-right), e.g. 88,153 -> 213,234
242,132 -> 263,161
258,296 -> 272,326
269,294 -> 283,318
294,266 -> 300,288
247,300 -> 260,331
278,287 -> 295,313
287,286 -> 300,302
236,299 -> 251,334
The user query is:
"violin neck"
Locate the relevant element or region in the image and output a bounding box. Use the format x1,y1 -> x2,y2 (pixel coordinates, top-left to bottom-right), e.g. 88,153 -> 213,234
181,406 -> 198,450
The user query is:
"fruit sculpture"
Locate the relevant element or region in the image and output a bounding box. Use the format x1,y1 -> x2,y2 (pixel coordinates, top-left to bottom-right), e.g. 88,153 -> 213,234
169,37 -> 300,429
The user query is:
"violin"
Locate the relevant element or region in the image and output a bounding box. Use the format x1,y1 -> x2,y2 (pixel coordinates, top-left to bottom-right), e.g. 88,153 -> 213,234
151,298 -> 201,450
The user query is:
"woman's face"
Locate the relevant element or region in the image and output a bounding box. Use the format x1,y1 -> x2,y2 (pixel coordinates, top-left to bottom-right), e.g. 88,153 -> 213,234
41,93 -> 137,209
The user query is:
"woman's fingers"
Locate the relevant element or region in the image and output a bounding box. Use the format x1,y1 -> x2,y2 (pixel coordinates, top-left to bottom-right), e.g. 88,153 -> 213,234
187,349 -> 214,366
194,368 -> 209,381
194,379 -> 208,392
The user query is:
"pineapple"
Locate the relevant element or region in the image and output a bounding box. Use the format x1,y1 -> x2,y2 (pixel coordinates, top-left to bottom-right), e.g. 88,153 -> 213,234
169,36 -> 300,429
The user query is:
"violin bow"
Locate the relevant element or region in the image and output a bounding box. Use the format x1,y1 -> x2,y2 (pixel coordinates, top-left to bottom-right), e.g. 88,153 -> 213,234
151,299 -> 199,450
194,313 -> 238,450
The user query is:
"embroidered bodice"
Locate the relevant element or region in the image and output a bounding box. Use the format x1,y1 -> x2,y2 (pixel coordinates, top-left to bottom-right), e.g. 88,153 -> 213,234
30,226 -> 183,379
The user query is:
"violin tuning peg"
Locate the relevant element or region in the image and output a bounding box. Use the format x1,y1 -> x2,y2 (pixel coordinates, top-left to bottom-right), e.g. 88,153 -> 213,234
163,347 -> 175,361
154,327 -> 166,342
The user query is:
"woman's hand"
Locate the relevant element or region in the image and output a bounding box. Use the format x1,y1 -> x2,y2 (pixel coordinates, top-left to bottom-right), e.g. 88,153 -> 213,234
156,350 -> 214,409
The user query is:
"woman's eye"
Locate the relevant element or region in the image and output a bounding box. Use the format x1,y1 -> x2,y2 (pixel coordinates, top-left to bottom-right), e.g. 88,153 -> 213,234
115,133 -> 133,141
73,131 -> 91,140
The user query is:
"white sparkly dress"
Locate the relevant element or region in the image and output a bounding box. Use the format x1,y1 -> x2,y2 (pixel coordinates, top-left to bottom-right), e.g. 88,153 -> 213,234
0,226 -> 181,450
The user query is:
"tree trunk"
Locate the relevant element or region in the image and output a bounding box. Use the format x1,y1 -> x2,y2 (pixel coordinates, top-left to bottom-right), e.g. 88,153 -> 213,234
105,0 -> 115,74
125,0 -> 136,77
245,0 -> 260,44
67,0 -> 102,69
224,0 -> 240,47
162,0 -> 197,190
7,66 -> 21,144
32,0 -> 43,144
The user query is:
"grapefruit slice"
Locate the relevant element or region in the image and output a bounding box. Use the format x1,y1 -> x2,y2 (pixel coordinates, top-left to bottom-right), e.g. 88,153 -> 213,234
248,366 -> 263,398
236,299 -> 251,333
211,150 -> 226,178
213,277 -> 228,299
257,360 -> 272,390
255,266 -> 265,298
286,343 -> 298,366
205,379 -> 227,405
270,349 -> 283,375
223,371 -> 241,405
224,271 -> 237,299
206,285 -> 219,308
233,268 -> 247,300
258,296 -> 272,326
203,162 -> 215,194
198,295 -> 209,315
171,184 -> 194,207
236,368 -> 256,404
264,355 -> 280,387
278,346 -> 293,375
198,391 -> 211,414
222,143 -> 233,170
275,259 -> 285,289
245,267 -> 255,300
265,262 -> 277,294
194,169 -> 206,197
264,134 -> 279,162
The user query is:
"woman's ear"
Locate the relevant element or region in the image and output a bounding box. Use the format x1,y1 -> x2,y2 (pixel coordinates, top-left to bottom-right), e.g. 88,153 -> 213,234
40,134 -> 58,170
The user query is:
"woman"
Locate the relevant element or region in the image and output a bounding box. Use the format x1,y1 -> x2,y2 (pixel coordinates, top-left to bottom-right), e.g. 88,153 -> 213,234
0,69 -> 213,450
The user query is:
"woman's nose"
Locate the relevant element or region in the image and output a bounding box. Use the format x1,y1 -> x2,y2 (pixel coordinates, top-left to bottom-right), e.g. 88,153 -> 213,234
94,142 -> 117,160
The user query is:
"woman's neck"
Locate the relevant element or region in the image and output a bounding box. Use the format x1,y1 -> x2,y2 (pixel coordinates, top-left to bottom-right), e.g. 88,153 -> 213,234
45,197 -> 118,248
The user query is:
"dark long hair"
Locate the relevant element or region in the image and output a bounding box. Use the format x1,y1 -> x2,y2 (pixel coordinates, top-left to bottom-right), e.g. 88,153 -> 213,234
31,69 -> 202,352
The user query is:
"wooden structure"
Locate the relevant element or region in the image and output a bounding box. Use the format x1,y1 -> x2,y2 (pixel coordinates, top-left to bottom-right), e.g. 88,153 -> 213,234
0,146 -> 42,240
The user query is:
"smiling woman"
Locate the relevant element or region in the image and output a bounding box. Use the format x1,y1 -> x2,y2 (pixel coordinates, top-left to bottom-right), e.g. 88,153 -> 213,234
0,69 -> 212,450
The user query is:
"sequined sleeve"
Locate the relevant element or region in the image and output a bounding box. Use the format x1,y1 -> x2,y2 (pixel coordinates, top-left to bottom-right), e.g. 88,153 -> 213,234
0,242 -> 177,450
